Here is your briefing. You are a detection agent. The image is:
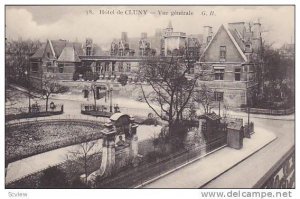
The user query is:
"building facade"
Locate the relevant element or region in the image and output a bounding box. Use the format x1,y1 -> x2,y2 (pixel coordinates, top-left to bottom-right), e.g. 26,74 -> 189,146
29,39 -> 84,89
196,22 -> 263,107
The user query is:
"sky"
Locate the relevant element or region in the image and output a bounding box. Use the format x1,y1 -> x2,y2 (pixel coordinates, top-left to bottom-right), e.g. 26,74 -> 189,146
5,5 -> 294,49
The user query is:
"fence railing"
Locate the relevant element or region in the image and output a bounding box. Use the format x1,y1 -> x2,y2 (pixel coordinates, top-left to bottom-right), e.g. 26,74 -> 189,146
5,114 -> 110,126
80,103 -> 158,120
96,135 -> 227,188
230,107 -> 295,116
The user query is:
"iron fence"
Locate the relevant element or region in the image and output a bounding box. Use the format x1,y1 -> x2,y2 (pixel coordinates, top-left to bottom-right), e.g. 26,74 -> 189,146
96,135 -> 227,188
229,107 -> 295,116
5,114 -> 110,127
6,104 -> 63,115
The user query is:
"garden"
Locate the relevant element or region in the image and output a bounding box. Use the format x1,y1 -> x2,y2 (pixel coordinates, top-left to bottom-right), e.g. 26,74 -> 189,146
5,120 -> 104,164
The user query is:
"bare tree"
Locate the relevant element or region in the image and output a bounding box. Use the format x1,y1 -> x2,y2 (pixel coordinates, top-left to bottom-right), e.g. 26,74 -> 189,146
68,140 -> 98,184
5,39 -> 41,84
42,74 -> 68,111
193,84 -> 214,114
140,54 -> 198,135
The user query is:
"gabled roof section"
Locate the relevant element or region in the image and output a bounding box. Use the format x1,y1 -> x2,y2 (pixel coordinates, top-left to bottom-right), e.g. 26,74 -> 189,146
31,39 -> 84,61
48,40 -> 57,58
31,43 -> 46,59
200,24 -> 247,62
57,46 -> 80,62
198,112 -> 221,121
51,40 -> 67,57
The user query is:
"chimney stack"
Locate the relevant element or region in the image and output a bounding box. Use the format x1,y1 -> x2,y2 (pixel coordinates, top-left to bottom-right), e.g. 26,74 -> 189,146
203,26 -> 213,44
121,32 -> 128,42
252,21 -> 262,39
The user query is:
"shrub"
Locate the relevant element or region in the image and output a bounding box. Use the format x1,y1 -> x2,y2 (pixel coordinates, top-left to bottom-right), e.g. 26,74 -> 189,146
73,72 -> 80,81
141,118 -> 159,126
93,74 -> 99,81
70,177 -> 89,188
145,151 -> 164,162
39,166 -> 69,188
118,74 -> 128,86
83,71 -> 94,81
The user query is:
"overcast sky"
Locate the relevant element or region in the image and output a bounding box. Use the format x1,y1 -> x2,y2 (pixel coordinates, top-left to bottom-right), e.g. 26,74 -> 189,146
6,5 -> 294,49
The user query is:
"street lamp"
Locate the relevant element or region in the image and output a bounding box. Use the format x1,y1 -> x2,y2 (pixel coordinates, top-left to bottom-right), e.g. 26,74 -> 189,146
109,88 -> 113,112
246,80 -> 251,138
24,70 -> 31,113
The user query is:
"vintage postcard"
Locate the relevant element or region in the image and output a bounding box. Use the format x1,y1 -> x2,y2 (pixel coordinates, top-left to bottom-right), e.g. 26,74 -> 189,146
4,5 -> 295,192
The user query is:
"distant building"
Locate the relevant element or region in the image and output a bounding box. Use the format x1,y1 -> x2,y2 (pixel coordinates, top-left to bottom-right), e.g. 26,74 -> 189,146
110,32 -> 135,56
29,39 -> 84,88
161,21 -> 187,56
29,22 -> 202,88
196,21 -> 263,107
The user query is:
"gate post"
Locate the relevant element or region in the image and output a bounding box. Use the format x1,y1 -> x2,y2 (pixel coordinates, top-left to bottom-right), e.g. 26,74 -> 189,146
99,122 -> 116,177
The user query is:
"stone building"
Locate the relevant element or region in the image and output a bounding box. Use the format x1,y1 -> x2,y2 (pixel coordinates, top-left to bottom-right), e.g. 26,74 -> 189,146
29,22 -> 202,88
196,21 -> 263,107
161,21 -> 187,56
29,39 -> 85,89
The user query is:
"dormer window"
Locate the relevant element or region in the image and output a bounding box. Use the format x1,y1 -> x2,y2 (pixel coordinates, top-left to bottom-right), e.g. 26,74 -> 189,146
245,44 -> 251,51
220,46 -> 226,61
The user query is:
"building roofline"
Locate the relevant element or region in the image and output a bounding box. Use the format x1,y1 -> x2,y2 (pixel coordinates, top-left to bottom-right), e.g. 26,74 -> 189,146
200,24 -> 247,62
48,39 -> 56,59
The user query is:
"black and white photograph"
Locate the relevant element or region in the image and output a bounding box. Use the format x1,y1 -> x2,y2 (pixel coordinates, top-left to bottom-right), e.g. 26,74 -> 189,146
4,4 -> 295,193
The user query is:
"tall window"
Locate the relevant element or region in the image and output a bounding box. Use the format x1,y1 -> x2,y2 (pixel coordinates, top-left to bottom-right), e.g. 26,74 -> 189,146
235,68 -> 241,81
58,64 -> 64,73
86,47 -> 91,56
31,63 -> 39,72
46,62 -> 52,72
214,69 -> 225,80
220,46 -> 226,61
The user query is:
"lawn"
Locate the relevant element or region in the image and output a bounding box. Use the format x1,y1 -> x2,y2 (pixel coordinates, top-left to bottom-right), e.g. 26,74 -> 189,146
5,121 -> 104,163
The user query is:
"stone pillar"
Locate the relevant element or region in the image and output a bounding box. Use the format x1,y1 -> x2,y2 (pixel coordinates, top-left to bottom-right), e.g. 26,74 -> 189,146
130,123 -> 139,160
129,116 -> 139,166
99,122 -> 116,177
87,122 -> 116,186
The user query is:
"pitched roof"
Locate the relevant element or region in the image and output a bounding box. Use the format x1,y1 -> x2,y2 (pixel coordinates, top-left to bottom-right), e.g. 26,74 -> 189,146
31,40 -> 84,61
198,112 -> 221,121
50,40 -> 67,58
200,24 -> 247,62
225,118 -> 243,130
57,46 -> 80,62
31,43 -> 46,58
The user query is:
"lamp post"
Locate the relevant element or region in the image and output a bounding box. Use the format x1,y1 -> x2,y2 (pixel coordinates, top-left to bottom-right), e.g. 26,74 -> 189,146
109,88 -> 113,112
24,70 -> 31,113
246,80 -> 251,138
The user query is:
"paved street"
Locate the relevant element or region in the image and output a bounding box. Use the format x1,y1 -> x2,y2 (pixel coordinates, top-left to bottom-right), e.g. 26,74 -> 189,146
141,114 -> 294,188
203,116 -> 294,188
141,126 -> 276,188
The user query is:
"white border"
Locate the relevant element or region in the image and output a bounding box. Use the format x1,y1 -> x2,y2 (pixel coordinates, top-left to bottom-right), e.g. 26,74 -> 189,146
1,1 -> 298,199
